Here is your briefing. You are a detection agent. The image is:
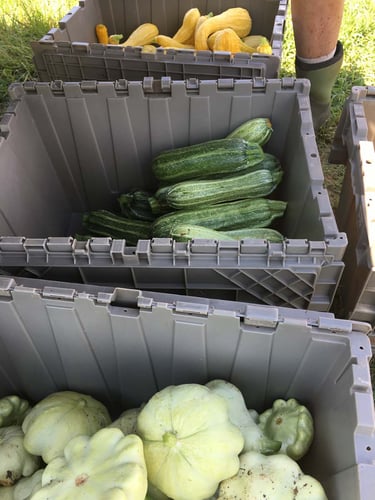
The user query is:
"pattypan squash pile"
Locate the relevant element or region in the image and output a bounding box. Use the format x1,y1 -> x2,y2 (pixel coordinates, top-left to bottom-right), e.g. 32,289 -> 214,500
0,381 -> 327,500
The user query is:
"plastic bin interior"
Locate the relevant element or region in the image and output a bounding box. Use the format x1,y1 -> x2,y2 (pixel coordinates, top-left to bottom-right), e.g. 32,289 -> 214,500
31,0 -> 287,81
0,277 -> 374,499
0,78 -> 346,310
329,86 -> 375,324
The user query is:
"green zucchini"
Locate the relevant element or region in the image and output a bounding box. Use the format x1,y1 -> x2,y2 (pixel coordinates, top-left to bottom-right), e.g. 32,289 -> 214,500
82,210 -> 152,245
75,234 -> 98,241
170,225 -> 235,241
118,190 -> 156,221
152,137 -> 264,183
160,168 -> 283,210
200,152 -> 282,178
148,185 -> 173,215
254,152 -> 282,172
170,224 -> 284,242
227,117 -> 273,146
225,228 -> 284,242
152,198 -> 287,237
150,154 -> 283,212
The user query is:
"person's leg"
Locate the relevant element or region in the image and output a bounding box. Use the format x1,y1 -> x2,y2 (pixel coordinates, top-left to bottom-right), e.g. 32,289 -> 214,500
291,0 -> 345,130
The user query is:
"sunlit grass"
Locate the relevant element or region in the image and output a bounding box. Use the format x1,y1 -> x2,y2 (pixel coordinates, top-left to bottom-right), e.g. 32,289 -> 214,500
0,0 -> 73,24
0,0 -> 76,111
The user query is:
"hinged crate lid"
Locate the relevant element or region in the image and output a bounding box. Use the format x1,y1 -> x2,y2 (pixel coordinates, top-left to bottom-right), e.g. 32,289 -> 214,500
1,277 -> 371,335
329,86 -> 375,165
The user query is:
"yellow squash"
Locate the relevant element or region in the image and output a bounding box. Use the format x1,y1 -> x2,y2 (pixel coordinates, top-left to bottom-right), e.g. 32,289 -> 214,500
122,23 -> 159,46
183,12 -> 214,46
195,7 -> 252,50
243,35 -> 272,54
208,28 -> 243,53
208,29 -> 272,55
155,34 -> 194,49
142,44 -> 157,53
95,24 -> 109,44
173,7 -> 201,44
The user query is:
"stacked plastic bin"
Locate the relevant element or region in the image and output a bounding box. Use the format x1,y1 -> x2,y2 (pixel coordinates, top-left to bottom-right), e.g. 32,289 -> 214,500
0,1 -> 374,499
31,0 -> 287,81
330,86 -> 375,328
0,275 -> 374,498
0,77 -> 347,311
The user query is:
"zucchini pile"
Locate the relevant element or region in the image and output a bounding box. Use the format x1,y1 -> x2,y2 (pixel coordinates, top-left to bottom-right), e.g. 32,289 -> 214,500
80,117 -> 287,244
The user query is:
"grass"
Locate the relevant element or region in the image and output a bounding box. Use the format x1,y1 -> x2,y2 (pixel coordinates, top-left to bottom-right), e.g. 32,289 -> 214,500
0,0 -> 375,388
0,0 -> 76,112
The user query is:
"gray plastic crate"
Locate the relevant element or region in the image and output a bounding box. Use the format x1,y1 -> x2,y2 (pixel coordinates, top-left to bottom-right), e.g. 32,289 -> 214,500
0,276 -> 374,499
0,78 -> 347,310
329,86 -> 375,325
31,0 -> 287,82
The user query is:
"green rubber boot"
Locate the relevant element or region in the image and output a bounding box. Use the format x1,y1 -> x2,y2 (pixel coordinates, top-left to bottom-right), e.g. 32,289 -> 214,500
295,41 -> 344,130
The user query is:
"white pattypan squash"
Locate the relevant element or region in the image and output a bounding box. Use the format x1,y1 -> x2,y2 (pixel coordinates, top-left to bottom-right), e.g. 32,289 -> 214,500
136,383 -> 244,500
0,426 -> 41,487
217,451 -> 327,499
109,407 -> 141,435
13,469 -> 43,500
145,482 -> 170,500
31,428 -> 147,500
0,486 -> 14,499
0,396 -> 30,428
22,391 -> 111,463
206,379 -> 281,455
